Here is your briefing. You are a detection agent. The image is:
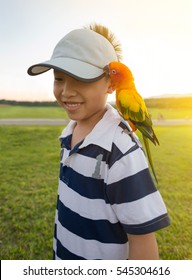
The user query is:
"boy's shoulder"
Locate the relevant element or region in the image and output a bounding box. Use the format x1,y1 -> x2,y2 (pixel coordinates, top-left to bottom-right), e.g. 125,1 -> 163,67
96,104 -> 141,153
112,120 -> 141,154
99,105 -> 142,158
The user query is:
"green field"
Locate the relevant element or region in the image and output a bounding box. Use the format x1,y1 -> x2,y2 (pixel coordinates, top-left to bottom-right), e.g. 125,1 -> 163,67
0,105 -> 68,119
0,106 -> 191,120
0,125 -> 192,260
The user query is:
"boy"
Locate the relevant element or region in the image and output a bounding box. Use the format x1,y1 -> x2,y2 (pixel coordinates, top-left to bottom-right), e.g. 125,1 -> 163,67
28,24 -> 170,260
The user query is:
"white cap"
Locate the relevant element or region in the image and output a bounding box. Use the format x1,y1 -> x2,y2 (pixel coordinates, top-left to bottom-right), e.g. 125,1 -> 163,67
27,28 -> 118,82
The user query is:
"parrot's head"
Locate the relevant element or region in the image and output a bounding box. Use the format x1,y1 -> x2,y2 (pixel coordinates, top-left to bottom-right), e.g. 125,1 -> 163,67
104,61 -> 134,90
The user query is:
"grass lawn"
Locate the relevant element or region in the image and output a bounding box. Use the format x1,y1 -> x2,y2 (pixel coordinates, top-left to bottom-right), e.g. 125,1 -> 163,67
0,105 -> 68,119
0,125 -> 192,259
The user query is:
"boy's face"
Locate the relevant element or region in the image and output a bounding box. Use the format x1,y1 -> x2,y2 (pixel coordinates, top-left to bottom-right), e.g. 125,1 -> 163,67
53,70 -> 113,123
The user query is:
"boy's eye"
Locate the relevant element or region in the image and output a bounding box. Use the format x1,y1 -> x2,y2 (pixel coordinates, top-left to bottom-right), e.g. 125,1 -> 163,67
55,77 -> 63,81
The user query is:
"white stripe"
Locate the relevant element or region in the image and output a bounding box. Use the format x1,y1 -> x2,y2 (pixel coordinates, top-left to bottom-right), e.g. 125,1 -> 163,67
55,208 -> 58,222
61,149 -> 70,164
53,238 -> 57,253
58,180 -> 118,223
107,148 -> 148,184
66,153 -> 108,179
55,254 -> 62,260
112,191 -> 167,225
57,220 -> 128,260
54,210 -> 63,260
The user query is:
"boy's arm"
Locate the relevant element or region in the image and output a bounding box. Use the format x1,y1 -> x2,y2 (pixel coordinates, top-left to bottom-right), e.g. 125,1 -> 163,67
127,233 -> 159,260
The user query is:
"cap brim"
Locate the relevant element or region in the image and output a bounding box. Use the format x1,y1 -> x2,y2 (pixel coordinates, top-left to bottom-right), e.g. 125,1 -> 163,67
27,57 -> 106,82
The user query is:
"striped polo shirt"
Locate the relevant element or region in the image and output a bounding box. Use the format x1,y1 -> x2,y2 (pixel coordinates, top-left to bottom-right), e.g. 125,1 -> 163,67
53,104 -> 170,260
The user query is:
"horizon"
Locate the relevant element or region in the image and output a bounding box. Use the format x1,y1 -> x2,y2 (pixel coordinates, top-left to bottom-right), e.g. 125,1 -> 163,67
1,92 -> 192,104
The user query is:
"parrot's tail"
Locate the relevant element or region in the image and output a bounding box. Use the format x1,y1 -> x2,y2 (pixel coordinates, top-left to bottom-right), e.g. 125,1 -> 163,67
142,136 -> 158,184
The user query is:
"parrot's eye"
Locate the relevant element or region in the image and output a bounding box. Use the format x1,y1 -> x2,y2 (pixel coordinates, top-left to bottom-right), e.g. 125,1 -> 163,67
111,69 -> 117,74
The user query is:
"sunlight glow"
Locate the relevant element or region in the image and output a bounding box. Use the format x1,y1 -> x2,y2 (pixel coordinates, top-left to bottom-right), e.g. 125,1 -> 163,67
0,0 -> 192,101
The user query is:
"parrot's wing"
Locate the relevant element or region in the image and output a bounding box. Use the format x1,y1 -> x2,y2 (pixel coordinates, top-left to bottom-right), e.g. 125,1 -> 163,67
116,89 -> 145,122
116,89 -> 159,146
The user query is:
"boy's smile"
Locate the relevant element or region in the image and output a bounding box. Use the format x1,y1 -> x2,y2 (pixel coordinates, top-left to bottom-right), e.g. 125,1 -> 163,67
64,102 -> 82,112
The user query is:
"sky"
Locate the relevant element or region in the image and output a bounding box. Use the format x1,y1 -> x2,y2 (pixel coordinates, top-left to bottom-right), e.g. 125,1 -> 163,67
0,0 -> 192,101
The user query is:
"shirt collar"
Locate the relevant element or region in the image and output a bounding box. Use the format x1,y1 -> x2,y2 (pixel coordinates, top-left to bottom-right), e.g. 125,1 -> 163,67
60,104 -> 122,151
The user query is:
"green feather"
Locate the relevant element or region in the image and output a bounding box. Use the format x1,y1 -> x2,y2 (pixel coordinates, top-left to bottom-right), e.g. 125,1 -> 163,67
143,136 -> 158,183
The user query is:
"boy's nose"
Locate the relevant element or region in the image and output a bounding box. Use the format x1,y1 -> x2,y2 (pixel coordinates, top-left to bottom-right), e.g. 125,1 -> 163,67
61,89 -> 77,98
61,82 -> 77,98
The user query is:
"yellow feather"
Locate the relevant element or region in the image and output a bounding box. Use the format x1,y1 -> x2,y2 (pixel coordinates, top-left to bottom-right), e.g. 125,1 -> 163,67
118,90 -> 141,113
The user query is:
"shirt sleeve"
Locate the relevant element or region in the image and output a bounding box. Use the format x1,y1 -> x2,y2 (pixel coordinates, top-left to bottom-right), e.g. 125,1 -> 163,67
106,131 -> 170,235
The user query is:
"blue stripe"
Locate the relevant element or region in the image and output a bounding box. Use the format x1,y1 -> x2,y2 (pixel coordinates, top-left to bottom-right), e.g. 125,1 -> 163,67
60,165 -> 107,200
106,169 -> 157,204
57,200 -> 128,244
78,144 -> 109,161
54,223 -> 57,239
75,141 -> 138,169
56,239 -> 86,260
123,214 -> 171,235
109,142 -> 139,168
56,194 -> 59,210
76,143 -> 129,168
109,143 -> 124,167
60,161 -> 156,204
53,250 -> 55,260
60,135 -> 72,150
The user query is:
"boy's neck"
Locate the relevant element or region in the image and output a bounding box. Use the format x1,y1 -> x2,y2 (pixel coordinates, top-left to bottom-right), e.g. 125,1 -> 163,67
71,107 -> 107,149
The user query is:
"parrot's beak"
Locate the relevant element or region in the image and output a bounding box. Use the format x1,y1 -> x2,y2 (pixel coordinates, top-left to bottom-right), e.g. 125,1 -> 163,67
103,65 -> 110,76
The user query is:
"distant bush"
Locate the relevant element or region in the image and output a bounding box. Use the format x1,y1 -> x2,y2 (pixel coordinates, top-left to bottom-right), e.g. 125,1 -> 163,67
0,99 -> 58,107
144,97 -> 192,109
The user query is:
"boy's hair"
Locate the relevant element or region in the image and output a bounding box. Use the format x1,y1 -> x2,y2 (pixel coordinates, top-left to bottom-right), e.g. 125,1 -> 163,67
85,23 -> 122,61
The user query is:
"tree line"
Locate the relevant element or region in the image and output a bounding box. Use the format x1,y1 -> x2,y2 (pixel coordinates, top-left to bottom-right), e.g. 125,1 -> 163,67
0,99 -> 58,107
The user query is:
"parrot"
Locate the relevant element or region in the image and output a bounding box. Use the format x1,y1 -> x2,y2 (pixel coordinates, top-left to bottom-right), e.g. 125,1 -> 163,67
104,61 -> 159,183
